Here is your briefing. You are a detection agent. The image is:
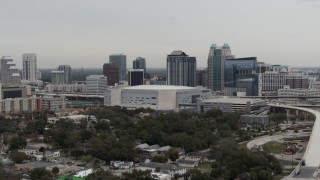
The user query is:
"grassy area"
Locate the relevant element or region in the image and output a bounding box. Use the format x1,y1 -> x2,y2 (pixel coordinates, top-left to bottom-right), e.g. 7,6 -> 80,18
197,162 -> 213,174
239,140 -> 249,149
263,141 -> 286,154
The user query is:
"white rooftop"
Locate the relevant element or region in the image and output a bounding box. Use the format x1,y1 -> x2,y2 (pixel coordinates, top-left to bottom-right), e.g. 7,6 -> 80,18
51,71 -> 64,73
11,73 -> 21,77
122,85 -> 196,91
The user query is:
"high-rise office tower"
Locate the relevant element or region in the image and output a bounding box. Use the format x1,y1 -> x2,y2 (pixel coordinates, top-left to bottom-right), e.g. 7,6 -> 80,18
103,63 -> 119,86
51,71 -> 65,85
167,51 -> 196,87
109,54 -> 126,81
133,57 -> 146,73
128,69 -> 144,86
22,53 -> 37,82
37,70 -> 42,80
224,57 -> 259,96
196,69 -> 208,87
0,56 -> 21,86
57,65 -> 72,84
207,43 -> 234,91
85,75 -> 108,94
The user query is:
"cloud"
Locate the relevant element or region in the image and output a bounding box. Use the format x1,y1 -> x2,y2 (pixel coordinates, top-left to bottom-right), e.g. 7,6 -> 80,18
296,0 -> 320,8
299,0 -> 319,2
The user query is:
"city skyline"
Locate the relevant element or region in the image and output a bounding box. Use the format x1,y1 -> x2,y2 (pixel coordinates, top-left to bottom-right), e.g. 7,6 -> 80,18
1,0 -> 320,68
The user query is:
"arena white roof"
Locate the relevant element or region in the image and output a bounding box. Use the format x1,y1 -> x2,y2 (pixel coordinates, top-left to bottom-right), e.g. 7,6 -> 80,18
122,85 -> 196,91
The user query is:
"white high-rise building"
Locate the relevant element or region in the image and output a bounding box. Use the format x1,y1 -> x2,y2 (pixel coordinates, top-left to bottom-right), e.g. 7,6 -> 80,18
22,53 -> 37,82
86,75 -> 108,94
0,56 -> 21,86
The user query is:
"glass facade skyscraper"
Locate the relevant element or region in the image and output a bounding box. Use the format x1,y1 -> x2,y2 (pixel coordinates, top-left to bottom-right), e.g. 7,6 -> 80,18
207,43 -> 234,91
133,57 -> 146,72
224,57 -> 259,96
109,54 -> 127,81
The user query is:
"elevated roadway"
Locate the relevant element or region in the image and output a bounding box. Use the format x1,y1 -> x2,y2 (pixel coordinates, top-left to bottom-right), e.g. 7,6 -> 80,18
269,104 -> 320,179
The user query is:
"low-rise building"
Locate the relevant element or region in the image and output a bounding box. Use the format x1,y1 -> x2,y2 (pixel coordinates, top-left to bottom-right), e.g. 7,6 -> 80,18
137,162 -> 186,178
73,168 -> 93,178
47,83 -> 86,93
105,85 -> 212,111
41,96 -> 65,112
1,96 -> 41,113
135,144 -> 171,156
110,161 -> 134,169
197,97 -> 267,113
240,114 -> 270,130
151,172 -> 171,180
176,159 -> 199,168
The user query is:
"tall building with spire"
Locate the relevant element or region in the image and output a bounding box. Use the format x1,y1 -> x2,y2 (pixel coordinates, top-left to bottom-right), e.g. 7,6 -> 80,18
207,43 -> 234,91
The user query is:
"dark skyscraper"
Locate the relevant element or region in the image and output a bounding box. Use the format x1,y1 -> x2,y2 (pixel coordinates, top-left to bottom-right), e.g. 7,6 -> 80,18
128,69 -> 144,86
196,69 -> 208,87
167,51 -> 196,87
109,54 -> 126,81
103,63 -> 119,86
133,57 -> 146,73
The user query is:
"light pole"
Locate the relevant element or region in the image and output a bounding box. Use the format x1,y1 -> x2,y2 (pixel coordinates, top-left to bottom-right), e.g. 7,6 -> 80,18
291,152 -> 294,170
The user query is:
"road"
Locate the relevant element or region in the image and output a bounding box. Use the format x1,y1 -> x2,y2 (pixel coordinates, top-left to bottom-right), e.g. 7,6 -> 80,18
246,134 -> 284,150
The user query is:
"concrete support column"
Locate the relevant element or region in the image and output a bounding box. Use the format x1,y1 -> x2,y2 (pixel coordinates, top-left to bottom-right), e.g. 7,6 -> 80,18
286,109 -> 290,118
304,112 -> 307,121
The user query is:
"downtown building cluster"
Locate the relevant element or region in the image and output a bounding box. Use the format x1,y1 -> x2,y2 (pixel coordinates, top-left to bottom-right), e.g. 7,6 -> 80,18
0,54 -> 65,114
199,43 -> 309,96
0,43 -> 315,114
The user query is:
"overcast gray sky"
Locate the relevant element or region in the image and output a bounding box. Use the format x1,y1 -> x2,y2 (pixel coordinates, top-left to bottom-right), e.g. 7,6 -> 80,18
1,0 -> 320,68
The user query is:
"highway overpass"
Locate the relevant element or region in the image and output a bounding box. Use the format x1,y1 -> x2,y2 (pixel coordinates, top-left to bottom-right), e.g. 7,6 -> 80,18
270,104 -> 320,179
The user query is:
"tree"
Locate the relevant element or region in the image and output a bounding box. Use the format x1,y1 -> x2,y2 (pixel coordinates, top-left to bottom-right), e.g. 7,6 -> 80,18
210,138 -> 238,162
270,113 -> 287,125
203,109 -> 223,118
152,155 -> 168,163
51,167 -> 59,177
87,169 -> 120,180
30,168 -> 51,180
10,151 -> 28,163
9,136 -> 27,150
70,149 -> 83,160
39,147 -> 46,157
122,170 -> 153,180
166,148 -> 179,161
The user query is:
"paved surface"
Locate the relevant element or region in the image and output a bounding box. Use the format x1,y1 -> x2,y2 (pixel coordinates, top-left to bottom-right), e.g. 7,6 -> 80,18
292,167 -> 317,179
247,135 -> 283,150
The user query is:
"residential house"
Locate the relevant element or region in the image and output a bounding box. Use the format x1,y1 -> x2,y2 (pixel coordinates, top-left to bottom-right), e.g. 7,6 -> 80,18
151,172 -> 171,180
137,162 -> 186,177
176,159 -> 199,168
